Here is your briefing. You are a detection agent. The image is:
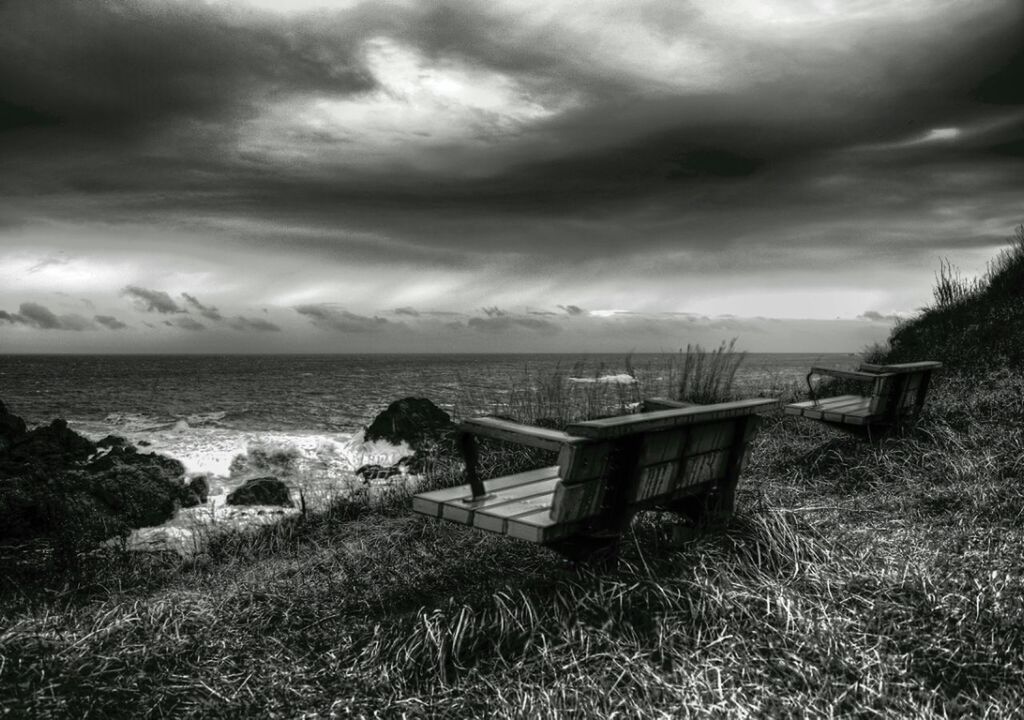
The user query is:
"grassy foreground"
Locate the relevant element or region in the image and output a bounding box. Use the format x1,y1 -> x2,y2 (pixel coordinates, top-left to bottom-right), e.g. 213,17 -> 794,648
2,367 -> 1023,718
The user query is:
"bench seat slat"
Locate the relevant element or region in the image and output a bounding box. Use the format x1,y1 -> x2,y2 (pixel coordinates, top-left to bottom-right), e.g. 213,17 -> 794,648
411,466 -> 560,519
816,397 -> 874,416
505,508 -> 581,544
785,396 -> 877,425
474,492 -> 557,534
441,477 -> 561,525
784,395 -> 861,412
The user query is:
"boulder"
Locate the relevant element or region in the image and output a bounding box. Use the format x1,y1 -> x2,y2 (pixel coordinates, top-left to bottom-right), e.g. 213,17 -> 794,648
229,442 -> 301,480
355,463 -> 403,482
182,474 -> 210,507
226,476 -> 293,507
96,434 -> 129,449
364,397 -> 454,450
0,400 -> 27,451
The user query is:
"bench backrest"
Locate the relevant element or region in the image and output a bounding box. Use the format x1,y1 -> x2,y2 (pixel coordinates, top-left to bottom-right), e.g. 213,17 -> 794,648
547,399 -> 775,523
860,362 -> 941,419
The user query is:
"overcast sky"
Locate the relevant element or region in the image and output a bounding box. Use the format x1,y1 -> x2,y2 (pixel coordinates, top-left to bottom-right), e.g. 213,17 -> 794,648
1,0 -> 1021,353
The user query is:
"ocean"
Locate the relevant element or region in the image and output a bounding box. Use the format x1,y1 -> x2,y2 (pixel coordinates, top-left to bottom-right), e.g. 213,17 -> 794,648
0,353 -> 853,551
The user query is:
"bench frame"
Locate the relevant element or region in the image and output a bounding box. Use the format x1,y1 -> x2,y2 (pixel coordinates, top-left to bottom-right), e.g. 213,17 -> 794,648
784,361 -> 941,440
413,398 -> 777,561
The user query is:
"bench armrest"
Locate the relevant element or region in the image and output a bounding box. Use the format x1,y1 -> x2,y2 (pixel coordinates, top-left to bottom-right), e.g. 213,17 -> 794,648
805,367 -> 893,404
641,397 -> 700,412
809,367 -> 893,382
459,417 -> 575,452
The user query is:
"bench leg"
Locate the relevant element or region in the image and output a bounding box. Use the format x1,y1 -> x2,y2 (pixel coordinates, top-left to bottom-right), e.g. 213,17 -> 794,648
458,431 -> 494,502
707,416 -> 756,521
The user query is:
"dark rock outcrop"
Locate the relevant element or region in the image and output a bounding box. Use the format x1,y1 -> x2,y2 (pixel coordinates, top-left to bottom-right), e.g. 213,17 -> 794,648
0,400 -> 27,452
183,474 -> 210,507
229,443 -> 301,480
355,463 -> 403,482
226,476 -> 292,507
364,397 -> 454,451
0,401 -> 194,543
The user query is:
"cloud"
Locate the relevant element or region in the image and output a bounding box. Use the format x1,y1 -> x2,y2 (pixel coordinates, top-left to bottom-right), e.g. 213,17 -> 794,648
394,306 -> 421,317
227,316 -> 281,332
181,293 -> 224,321
0,0 -> 374,140
559,304 -> 585,316
27,255 -> 69,273
482,306 -> 508,317
295,304 -> 390,332
467,315 -> 561,335
122,286 -> 185,314
94,314 -> 128,330
3,302 -> 96,331
167,317 -> 206,332
858,310 -> 903,323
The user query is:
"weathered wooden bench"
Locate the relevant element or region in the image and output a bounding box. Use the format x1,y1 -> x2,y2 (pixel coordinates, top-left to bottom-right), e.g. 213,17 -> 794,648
784,361 -> 942,439
412,398 -> 777,560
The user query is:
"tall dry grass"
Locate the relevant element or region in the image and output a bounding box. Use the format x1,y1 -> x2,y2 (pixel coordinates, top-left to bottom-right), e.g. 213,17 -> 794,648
453,341 -> 749,428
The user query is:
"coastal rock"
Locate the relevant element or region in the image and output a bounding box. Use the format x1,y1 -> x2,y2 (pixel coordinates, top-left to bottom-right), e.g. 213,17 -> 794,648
0,400 -> 27,451
0,400 -> 192,543
96,434 -> 129,449
229,442 -> 301,480
355,463 -> 403,482
226,476 -> 293,507
183,474 -> 210,507
364,397 -> 454,451
0,418 -> 97,477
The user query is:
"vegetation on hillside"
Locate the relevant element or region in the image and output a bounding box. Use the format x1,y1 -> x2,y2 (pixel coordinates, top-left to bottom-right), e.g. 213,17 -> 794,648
2,227 -> 1023,717
886,224 -> 1024,369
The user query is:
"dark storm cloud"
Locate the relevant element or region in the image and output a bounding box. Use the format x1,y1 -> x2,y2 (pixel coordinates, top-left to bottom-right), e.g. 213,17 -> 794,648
0,0 -> 1021,281
394,307 -> 421,317
122,286 -> 186,314
181,293 -> 224,321
559,305 -> 585,316
0,0 -> 373,140
94,315 -> 128,330
2,302 -> 96,331
481,307 -> 507,317
467,315 -> 561,335
295,305 -> 390,333
228,316 -> 281,332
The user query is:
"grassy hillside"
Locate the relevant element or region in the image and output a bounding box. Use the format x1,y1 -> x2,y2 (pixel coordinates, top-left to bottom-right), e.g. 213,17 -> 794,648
885,225 -> 1024,370
2,231 -> 1024,718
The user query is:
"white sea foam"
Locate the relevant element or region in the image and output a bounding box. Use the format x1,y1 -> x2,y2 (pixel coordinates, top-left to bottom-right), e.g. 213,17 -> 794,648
74,419 -> 416,555
568,373 -> 637,385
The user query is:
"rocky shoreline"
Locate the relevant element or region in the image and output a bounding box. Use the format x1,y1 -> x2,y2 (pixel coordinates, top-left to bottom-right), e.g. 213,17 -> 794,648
0,396 -> 455,558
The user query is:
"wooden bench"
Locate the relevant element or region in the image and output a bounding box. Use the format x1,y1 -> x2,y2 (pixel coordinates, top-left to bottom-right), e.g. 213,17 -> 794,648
412,398 -> 777,560
784,361 -> 941,439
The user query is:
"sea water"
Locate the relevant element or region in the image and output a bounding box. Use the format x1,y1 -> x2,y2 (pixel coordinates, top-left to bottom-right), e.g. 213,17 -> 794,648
0,353 -> 853,552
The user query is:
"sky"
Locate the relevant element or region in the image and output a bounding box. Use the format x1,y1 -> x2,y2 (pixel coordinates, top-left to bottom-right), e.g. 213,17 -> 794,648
1,0 -> 1022,353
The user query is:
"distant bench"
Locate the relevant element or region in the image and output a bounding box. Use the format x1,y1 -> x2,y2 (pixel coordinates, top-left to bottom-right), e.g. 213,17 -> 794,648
784,361 -> 942,439
412,398 -> 777,561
